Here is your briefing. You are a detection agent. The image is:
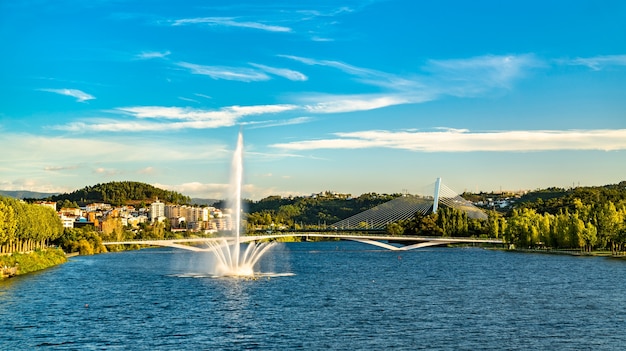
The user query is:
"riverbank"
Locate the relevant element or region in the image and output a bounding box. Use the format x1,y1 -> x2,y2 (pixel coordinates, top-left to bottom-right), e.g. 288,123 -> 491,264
497,247 -> 625,259
0,248 -> 68,279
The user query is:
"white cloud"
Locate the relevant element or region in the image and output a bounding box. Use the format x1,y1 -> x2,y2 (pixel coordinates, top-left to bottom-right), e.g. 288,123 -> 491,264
249,63 -> 308,81
178,96 -> 199,103
155,181 -> 229,199
245,116 -> 313,129
44,165 -> 79,171
136,50 -> 171,59
279,54 -> 412,88
171,17 -> 292,33
299,93 -> 416,113
194,93 -> 212,99
0,179 -> 72,194
271,128 -> 626,152
94,167 -> 121,176
138,167 -> 156,175
39,88 -> 95,102
281,54 -> 538,112
0,133 -> 231,166
52,104 -> 298,132
177,62 -> 270,82
562,54 -> 626,70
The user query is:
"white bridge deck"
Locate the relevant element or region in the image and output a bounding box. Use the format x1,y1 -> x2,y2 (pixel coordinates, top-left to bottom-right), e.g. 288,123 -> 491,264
104,233 -> 503,251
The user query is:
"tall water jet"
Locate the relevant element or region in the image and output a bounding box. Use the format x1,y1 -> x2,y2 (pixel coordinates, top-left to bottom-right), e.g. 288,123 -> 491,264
206,131 -> 275,277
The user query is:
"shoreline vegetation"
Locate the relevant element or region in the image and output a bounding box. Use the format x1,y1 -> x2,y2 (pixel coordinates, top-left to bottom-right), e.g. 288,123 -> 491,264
0,248 -> 67,279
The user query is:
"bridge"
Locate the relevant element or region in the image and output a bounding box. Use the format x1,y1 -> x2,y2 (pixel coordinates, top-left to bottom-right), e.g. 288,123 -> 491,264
330,177 -> 487,230
103,233 -> 503,251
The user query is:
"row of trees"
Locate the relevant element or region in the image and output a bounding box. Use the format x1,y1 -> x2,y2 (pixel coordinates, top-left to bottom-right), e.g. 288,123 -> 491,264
504,200 -> 626,253
0,196 -> 63,253
390,207 -> 500,238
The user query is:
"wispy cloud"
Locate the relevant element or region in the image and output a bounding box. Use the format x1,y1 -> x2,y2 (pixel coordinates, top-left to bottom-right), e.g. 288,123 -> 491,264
561,54 -> 626,71
0,133 -> 230,167
39,88 -> 95,102
249,63 -> 308,81
245,116 -> 313,129
52,104 -> 298,132
94,167 -> 121,176
171,17 -> 292,33
423,54 -> 543,95
136,50 -> 171,59
178,96 -> 199,103
280,54 -> 541,113
44,165 -> 79,172
298,93 -> 417,113
177,62 -> 270,82
271,128 -> 626,152
279,54 -> 413,88
194,93 -> 212,99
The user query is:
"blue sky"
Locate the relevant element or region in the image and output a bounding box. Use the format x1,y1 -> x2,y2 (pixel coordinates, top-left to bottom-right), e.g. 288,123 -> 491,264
1,0 -> 625,200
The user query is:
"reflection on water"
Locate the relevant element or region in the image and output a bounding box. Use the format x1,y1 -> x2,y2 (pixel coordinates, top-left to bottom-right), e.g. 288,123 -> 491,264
2,242 -> 626,350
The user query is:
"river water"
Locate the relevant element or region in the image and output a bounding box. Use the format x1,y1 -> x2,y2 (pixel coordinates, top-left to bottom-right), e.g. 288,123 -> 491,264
2,242 -> 626,350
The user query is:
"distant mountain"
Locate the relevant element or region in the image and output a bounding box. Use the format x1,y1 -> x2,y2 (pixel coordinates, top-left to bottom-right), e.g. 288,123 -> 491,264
191,198 -> 220,206
0,190 -> 59,199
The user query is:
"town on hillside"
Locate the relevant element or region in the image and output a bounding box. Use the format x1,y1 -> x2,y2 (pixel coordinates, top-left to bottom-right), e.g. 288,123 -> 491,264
35,199 -> 234,234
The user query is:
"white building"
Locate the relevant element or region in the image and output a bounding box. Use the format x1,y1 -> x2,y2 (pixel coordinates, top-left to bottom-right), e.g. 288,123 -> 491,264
150,199 -> 165,223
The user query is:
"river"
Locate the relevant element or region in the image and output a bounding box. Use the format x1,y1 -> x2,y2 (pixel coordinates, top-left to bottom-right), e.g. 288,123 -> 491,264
2,242 -> 626,350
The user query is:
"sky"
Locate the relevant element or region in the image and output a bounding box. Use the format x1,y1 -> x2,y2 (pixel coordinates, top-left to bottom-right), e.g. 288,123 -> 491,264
1,0 -> 625,200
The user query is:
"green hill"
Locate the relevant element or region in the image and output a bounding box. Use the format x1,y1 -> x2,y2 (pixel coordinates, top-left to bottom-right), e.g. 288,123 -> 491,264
47,181 -> 191,206
514,181 -> 626,214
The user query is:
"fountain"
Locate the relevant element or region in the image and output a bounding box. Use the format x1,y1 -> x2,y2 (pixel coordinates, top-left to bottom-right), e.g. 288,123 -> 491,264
205,132 -> 275,277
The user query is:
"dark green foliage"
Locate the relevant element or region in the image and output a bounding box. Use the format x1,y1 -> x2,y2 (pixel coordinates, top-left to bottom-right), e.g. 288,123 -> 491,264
48,181 -> 191,206
514,182 -> 626,215
245,192 -> 400,230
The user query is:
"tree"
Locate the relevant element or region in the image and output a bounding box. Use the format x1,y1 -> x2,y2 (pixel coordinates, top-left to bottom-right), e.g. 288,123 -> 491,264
386,222 -> 404,236
581,222 -> 598,252
0,201 -> 17,246
595,202 -> 621,253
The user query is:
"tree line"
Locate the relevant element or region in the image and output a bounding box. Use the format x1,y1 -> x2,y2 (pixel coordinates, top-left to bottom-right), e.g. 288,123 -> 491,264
0,196 -> 63,253
244,183 -> 626,253
3,182 -> 625,255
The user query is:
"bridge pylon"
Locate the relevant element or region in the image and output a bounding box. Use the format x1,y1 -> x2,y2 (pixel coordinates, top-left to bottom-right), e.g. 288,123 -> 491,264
433,177 -> 442,214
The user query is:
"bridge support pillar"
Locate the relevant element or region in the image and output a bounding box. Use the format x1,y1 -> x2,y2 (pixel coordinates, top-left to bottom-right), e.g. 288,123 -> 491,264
433,177 -> 442,213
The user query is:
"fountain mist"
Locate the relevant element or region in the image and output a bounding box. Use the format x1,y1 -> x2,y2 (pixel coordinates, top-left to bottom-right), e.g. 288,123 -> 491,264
206,132 -> 274,277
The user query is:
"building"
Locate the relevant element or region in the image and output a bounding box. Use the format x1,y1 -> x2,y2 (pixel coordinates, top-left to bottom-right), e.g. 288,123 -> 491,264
150,199 -> 165,223
35,201 -> 57,211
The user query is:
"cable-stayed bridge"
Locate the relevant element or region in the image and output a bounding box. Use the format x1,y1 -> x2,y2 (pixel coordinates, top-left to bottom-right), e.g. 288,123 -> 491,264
331,178 -> 487,230
104,234 -> 502,252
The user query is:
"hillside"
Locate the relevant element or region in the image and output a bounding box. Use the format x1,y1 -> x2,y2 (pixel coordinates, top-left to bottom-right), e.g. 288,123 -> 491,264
513,181 -> 626,214
47,181 -> 191,206
245,192 -> 402,227
0,190 -> 58,199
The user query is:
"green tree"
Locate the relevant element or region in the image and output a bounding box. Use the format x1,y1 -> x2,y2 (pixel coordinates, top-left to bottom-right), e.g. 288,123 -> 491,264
0,201 -> 17,246
386,222 -> 404,236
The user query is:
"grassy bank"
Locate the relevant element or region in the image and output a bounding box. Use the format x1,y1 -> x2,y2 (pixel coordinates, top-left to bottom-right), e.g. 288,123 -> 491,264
0,248 -> 67,279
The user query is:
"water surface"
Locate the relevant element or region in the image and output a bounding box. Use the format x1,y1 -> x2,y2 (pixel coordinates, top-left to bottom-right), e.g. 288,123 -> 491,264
2,242 -> 626,350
